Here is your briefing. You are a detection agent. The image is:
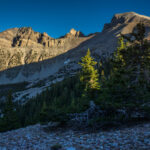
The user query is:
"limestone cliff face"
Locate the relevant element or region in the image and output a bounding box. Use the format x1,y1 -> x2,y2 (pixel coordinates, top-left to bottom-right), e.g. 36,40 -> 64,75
0,27 -> 89,73
0,12 -> 150,85
0,27 -> 85,48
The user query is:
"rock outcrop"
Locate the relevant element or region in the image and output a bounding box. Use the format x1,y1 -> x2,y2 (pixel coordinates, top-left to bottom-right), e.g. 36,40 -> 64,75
0,27 -> 90,74
65,28 -> 84,38
0,27 -> 85,49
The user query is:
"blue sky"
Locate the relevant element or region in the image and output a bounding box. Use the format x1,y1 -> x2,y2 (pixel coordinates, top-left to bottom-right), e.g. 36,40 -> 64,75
0,0 -> 150,38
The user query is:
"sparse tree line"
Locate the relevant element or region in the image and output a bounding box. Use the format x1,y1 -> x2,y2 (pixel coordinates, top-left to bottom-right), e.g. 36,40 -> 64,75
0,23 -> 150,132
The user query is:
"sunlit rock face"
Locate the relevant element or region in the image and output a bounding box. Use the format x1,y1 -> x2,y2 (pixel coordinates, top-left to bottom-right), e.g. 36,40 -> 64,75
103,12 -> 150,35
65,28 -> 85,38
0,12 -> 150,84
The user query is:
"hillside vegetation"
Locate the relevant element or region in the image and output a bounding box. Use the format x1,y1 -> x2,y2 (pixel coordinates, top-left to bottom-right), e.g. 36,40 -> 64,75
0,23 -> 150,132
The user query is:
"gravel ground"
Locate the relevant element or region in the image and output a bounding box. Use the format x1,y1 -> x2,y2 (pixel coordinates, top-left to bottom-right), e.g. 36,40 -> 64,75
0,123 -> 150,150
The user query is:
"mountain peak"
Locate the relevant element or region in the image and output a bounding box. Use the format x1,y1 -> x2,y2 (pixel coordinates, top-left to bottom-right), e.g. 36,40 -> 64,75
115,12 -> 137,17
65,28 -> 84,38
114,12 -> 150,21
103,12 -> 150,32
69,28 -> 77,35
112,12 -> 150,24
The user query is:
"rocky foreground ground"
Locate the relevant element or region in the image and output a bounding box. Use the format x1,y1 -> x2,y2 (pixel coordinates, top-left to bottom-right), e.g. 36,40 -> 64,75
0,123 -> 150,150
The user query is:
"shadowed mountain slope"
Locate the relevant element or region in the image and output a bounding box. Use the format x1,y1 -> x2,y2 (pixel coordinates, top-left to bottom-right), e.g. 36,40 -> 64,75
0,12 -> 150,85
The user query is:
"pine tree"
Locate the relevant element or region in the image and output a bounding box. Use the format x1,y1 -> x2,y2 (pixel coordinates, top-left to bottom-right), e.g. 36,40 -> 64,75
107,22 -> 150,102
106,37 -> 130,102
113,37 -> 126,68
79,49 -> 100,99
112,36 -> 128,78
40,101 -> 49,124
121,23 -> 150,87
2,92 -> 20,131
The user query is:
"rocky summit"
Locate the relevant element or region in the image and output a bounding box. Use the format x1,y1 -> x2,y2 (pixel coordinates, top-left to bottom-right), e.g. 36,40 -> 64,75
0,12 -> 150,101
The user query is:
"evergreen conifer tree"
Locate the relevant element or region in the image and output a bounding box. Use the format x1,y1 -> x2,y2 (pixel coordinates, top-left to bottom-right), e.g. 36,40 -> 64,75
121,23 -> 150,87
79,49 -> 100,99
106,22 -> 150,102
106,37 -> 130,102
40,101 -> 49,124
2,92 -> 20,131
